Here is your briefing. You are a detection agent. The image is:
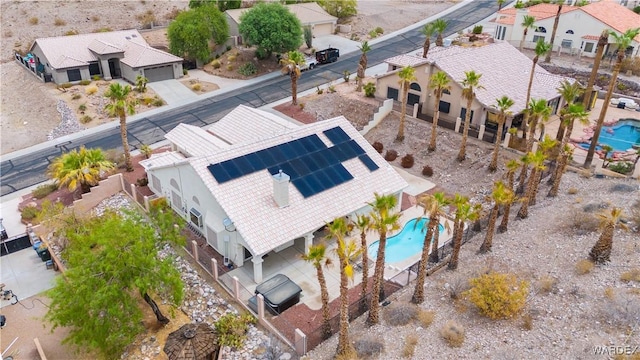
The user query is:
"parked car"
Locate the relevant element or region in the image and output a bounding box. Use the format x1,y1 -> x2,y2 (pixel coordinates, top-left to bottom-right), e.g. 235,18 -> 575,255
315,47 -> 339,64
610,98 -> 639,110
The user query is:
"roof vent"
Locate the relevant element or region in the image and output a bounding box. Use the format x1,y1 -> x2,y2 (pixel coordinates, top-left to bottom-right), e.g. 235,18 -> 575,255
131,34 -> 137,38
125,36 -> 131,40
272,170 -> 290,208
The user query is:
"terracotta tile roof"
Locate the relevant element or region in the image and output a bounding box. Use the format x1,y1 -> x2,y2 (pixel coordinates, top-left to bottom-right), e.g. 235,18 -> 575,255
581,34 -> 601,40
580,1 -> 640,42
493,3 -> 577,26
206,105 -> 298,145
186,116 -> 408,256
165,124 -> 230,157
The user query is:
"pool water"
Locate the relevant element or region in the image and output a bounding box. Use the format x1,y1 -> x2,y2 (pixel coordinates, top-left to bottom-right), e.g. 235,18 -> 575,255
580,120 -> 640,152
368,218 -> 446,264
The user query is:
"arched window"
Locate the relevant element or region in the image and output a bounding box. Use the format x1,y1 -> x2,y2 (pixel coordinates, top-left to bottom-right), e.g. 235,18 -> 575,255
170,178 -> 180,190
536,26 -> 547,33
192,196 -> 200,205
565,30 -> 574,34
410,82 -> 421,91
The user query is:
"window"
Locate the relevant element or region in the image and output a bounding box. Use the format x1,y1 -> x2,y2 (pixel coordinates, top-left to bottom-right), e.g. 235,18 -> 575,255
583,42 -> 594,53
66,69 -> 81,82
171,191 -> 183,213
88,62 -> 100,76
410,82 -> 421,91
170,178 -> 180,190
460,108 -> 474,122
561,39 -> 572,49
535,26 -> 547,33
151,174 -> 162,193
386,87 -> 399,101
192,195 -> 200,205
533,35 -> 545,43
438,101 -> 451,113
501,26 -> 506,40
565,30 -> 574,34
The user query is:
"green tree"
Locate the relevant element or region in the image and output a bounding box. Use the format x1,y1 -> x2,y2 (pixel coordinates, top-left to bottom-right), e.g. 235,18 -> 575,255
553,80 -> 584,148
396,66 -> 416,142
189,0 -> 241,11
135,75 -> 148,93
45,210 -> 184,358
521,40 -> 551,141
47,146 -> 114,193
525,98 -> 551,153
367,193 -> 401,326
582,30 -> 609,110
544,1 -> 563,63
239,2 -> 302,58
318,0 -> 357,19
427,71 -> 451,152
488,96 -> 515,172
519,15 -> 536,51
448,194 -> 480,271
497,0 -> 506,10
355,214 -> 371,309
280,50 -> 305,105
303,25 -> 313,49
517,149 -> 546,219
589,208 -> 627,263
421,22 -> 435,58
457,70 -> 483,162
356,41 -> 371,92
479,181 -> 515,253
301,244 -> 332,339
498,159 -> 520,233
327,217 -> 361,358
412,192 -> 450,304
584,28 -> 640,168
168,4 -> 229,62
104,83 -> 137,171
433,19 -> 448,47
547,144 -> 574,198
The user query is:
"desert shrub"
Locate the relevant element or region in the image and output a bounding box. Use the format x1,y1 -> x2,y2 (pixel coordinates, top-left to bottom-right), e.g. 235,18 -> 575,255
521,313 -> 533,330
363,82 -> 376,97
368,29 -> 378,38
464,272 -> 529,319
384,149 -> 398,161
372,141 -> 383,153
604,287 -> 615,300
91,75 -> 101,81
631,200 -> 640,232
417,310 -> 435,327
64,29 -> 79,36
353,335 -> 384,358
78,104 -> 87,112
238,62 -> 258,76
21,205 -> 40,221
104,149 -> 125,168
191,83 -> 202,91
93,27 -> 112,33
91,15 -> 99,22
136,10 -> 156,29
327,84 -> 336,93
448,276 -> 470,300
152,97 -> 164,107
227,54 -> 237,62
139,144 -> 153,159
255,47 -> 269,60
440,320 -> 465,347
610,183 -> 637,193
29,17 -> 39,25
402,334 -> 418,357
472,25 -> 483,34
79,79 -> 91,86
136,177 -> 149,187
299,103 -> 305,110
33,183 -> 58,199
60,82 -> 72,89
214,313 -> 256,349
385,302 -> 418,326
375,26 -> 384,34
226,64 -> 233,71
226,45 -> 232,52
401,154 -> 414,168
621,56 -> 640,76
575,259 -> 594,275
140,96 -> 154,106
567,187 -> 578,195
183,69 -> 188,76
54,18 -> 66,26
422,165 -> 434,177
536,275 -> 558,295
85,85 -> 98,95
316,86 -> 324,95
343,70 -> 350,83
211,60 -> 221,69
568,207 -> 599,233
262,334 -> 285,360
620,268 -> 640,283
71,93 -> 82,100
80,115 -> 92,124
582,202 -> 608,213
608,161 -> 633,175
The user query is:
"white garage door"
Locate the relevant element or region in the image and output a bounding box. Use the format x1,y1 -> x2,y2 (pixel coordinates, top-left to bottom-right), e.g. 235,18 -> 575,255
144,65 -> 174,82
313,23 -> 333,36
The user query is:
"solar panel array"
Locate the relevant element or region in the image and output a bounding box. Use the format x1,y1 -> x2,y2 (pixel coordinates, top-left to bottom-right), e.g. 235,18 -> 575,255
207,126 -> 379,198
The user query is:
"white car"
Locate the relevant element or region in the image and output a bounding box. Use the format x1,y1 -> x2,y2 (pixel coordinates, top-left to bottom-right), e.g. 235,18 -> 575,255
610,98 -> 638,110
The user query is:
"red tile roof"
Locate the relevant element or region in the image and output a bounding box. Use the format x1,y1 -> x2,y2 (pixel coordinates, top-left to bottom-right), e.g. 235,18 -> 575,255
580,1 -> 640,42
581,35 -> 600,40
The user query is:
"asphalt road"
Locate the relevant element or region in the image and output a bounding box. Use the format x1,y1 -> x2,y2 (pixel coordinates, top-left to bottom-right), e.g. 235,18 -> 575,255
1,0 -> 502,196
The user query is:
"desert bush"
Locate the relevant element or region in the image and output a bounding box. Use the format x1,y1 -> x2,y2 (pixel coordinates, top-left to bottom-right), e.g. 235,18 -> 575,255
140,96 -> 154,106
401,154 -> 414,168
152,97 -> 164,107
78,104 -> 87,112
363,82 -> 376,97
464,272 -> 529,319
139,144 -> 153,159
104,149 -> 125,168
608,161 -> 633,175
575,259 -> 594,275
60,82 -> 73,89
567,207 -> 599,233
33,183 -> 58,199
299,102 -> 305,110
78,79 -> 91,86
227,54 -> 237,62
422,165 -> 434,177
604,287 -> 616,300
80,115 -> 92,124
630,200 -> 640,232
610,183 -> 637,193
567,187 -> 578,195
211,60 -> 222,69
54,18 -> 66,26
21,205 -> 40,221
191,83 -> 202,91
343,70 -> 350,83
620,268 -> 640,283
536,275 -> 558,295
29,17 -> 39,25
262,334 -> 285,360
385,302 -> 418,326
136,177 -> 149,187
64,29 -> 79,36
353,335 -> 384,358
91,15 -> 99,22
472,25 -> 483,34
164,8 -> 181,20
136,10 -> 156,29
521,313 -> 533,330
402,334 -> 418,357
375,26 -> 384,34
621,56 -> 640,76
183,69 -> 188,76
582,202 -> 609,213
71,93 -> 82,100
91,75 -> 101,81
327,84 -> 336,93
368,29 -> 378,39
384,149 -> 398,161
440,320 -> 465,347
215,313 -> 256,349
93,27 -> 112,33
226,64 -> 234,71
448,276 -> 470,300
372,141 -> 383,153
238,62 -> 258,76
417,310 -> 435,327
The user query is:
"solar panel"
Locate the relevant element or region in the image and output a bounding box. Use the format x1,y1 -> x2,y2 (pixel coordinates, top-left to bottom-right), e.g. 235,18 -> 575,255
323,147 -> 340,164
289,139 -> 307,157
234,155 -> 255,173
244,152 -> 266,171
330,143 -> 352,162
268,146 -> 287,163
346,140 -> 365,155
332,164 -> 353,182
292,178 -> 314,198
255,149 -> 276,168
314,168 -> 335,188
220,159 -> 242,179
305,174 -> 324,194
303,153 -> 323,173
323,127 -> 350,144
299,135 -> 324,152
207,163 -> 231,183
289,158 -> 312,177
359,154 -> 379,171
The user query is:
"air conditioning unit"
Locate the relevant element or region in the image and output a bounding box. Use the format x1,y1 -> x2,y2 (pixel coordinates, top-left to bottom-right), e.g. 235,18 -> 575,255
189,208 -> 202,227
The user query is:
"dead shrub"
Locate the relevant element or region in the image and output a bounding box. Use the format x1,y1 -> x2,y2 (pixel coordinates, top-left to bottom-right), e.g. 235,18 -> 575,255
54,18 -> 66,26
448,276 -> 470,300
440,320 -> 465,347
29,17 -> 39,25
464,272 -> 529,319
384,302 -> 418,326
85,85 -> 98,95
384,149 -> 398,161
402,334 -> 418,357
575,259 -> 594,275
567,207 -> 599,234
604,287 -> 615,300
422,165 -> 433,177
372,141 -> 383,153
417,310 -> 435,327
91,15 -> 100,22
401,154 -> 414,168
353,335 -> 384,358
620,268 -> 640,283
536,275 -> 558,295
136,10 -> 156,29
567,187 -> 578,195
192,83 -> 202,91
80,115 -> 92,124
165,8 -> 181,20
630,200 -> 640,232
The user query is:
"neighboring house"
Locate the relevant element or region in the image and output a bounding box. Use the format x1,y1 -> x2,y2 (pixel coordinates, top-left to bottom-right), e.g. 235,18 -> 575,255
375,41 -> 574,136
493,1 -> 640,57
19,30 -> 183,84
141,105 -> 407,283
225,2 -> 337,43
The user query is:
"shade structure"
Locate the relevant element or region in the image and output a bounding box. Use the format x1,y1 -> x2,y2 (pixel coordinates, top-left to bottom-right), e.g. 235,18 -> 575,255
164,323 -> 219,360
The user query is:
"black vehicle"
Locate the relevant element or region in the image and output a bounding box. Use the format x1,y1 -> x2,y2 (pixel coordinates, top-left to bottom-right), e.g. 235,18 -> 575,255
315,47 -> 339,64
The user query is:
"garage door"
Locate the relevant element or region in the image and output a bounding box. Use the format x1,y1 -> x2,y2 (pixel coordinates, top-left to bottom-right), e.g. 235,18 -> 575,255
144,65 -> 173,82
313,23 -> 333,36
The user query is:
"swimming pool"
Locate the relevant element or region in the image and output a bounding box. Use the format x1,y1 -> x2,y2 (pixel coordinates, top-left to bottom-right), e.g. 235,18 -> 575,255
580,119 -> 640,152
368,217 -> 446,264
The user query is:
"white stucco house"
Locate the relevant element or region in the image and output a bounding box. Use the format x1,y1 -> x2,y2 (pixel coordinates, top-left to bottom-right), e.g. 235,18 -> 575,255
492,1 -> 640,58
375,41 -> 574,138
18,29 -> 184,84
141,105 -> 407,283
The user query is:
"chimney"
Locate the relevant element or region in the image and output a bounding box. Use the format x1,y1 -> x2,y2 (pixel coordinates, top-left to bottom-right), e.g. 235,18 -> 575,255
272,170 -> 290,208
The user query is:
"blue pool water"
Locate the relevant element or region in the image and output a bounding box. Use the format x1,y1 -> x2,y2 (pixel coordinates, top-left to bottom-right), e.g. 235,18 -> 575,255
580,119 -> 640,152
368,218 -> 446,263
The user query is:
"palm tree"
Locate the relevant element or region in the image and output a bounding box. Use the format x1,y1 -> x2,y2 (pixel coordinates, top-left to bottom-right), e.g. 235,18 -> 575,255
489,96 -> 515,172
48,146 -> 115,193
301,244 -> 332,339
433,19 -> 448,47
589,208 -> 627,263
457,70 -> 483,162
356,41 -> 371,92
519,15 -> 536,52
448,194 -> 479,271
327,218 -> 362,357
525,98 -> 551,152
498,159 -> 520,233
547,144 -> 574,198
517,150 -> 546,219
530,136 -> 556,204
521,40 -> 552,141
355,214 -> 371,308
548,101 -> 588,192
428,71 -> 451,152
497,0 -> 506,10
554,80 -> 584,147
366,193 -> 401,326
421,23 -> 435,58
582,30 -> 609,110
104,83 -> 137,171
479,181 -> 514,253
396,66 -> 416,142
544,1 -> 563,63
412,192 -> 450,304
584,28 -> 640,168
280,50 -> 305,106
